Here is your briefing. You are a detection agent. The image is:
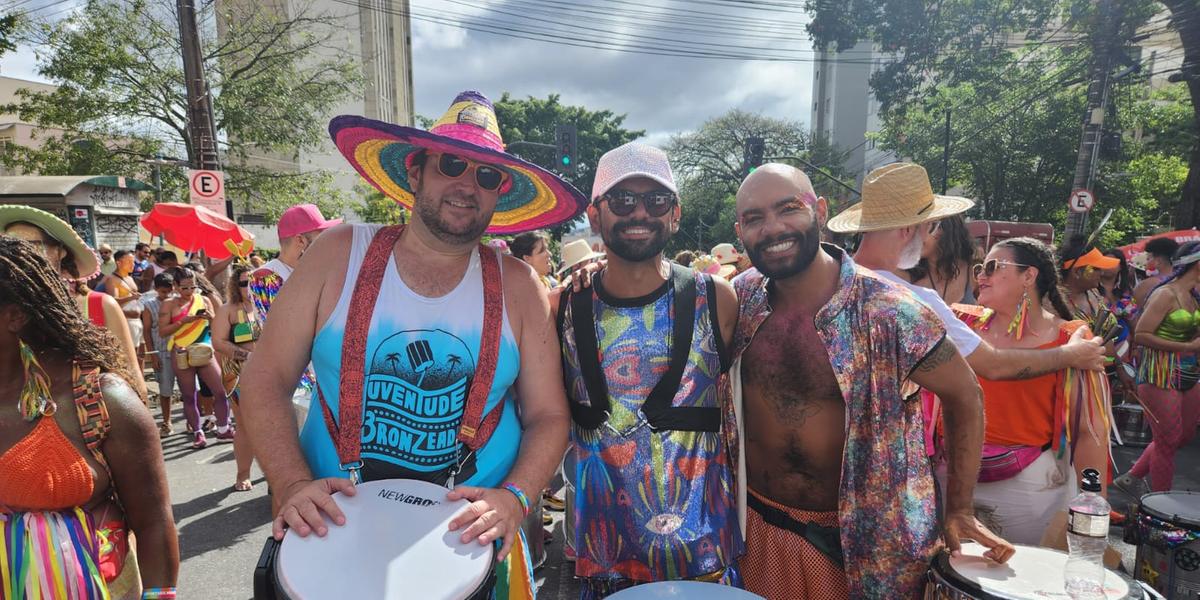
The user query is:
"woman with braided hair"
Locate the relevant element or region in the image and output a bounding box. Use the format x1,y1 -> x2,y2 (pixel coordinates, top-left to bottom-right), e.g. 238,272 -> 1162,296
1114,241 -> 1200,495
0,235 -> 179,599
948,236 -> 1111,545
213,262 -> 260,492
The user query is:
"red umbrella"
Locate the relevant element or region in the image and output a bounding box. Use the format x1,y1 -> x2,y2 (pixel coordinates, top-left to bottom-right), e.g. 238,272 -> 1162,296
1118,229 -> 1200,259
140,203 -> 254,259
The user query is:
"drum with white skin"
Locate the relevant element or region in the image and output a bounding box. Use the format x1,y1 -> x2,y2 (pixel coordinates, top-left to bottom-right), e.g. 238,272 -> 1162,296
926,542 -> 1149,599
606,581 -> 765,599
275,479 -> 495,600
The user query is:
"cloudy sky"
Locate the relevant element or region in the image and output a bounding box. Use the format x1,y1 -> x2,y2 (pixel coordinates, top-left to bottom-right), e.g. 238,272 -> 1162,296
2,0 -> 819,144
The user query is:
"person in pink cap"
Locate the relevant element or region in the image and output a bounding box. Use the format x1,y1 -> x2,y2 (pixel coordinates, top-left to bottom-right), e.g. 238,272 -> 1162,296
249,203 -> 342,316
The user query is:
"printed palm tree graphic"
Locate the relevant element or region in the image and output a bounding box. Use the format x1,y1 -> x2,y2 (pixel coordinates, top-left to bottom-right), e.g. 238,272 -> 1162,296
385,353 -> 401,377
447,354 -> 462,373
406,340 -> 435,387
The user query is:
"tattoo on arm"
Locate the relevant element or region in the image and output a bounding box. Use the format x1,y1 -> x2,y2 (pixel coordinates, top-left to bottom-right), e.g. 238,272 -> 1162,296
1014,366 -> 1033,379
915,338 -> 953,373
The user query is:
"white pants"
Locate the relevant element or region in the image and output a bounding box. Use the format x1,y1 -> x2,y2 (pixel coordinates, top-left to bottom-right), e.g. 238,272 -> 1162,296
971,449 -> 1078,545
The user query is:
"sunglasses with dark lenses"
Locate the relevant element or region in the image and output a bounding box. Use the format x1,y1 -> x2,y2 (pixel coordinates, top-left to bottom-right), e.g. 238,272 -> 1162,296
237,280 -> 250,288
437,153 -> 506,191
972,259 -> 1031,279
596,189 -> 677,217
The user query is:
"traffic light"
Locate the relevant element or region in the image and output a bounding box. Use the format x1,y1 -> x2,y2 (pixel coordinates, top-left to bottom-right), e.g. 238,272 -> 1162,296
743,137 -> 765,176
555,123 -> 578,174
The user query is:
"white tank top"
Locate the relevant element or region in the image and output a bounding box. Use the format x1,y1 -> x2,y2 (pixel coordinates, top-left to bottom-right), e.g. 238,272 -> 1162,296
302,224 -> 523,485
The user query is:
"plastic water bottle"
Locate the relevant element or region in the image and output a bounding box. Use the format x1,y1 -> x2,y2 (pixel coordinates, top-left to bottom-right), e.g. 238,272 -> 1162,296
1064,468 -> 1109,599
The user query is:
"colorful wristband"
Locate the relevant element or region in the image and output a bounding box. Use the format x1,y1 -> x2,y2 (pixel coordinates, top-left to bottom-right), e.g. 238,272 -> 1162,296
143,588 -> 177,600
502,482 -> 531,517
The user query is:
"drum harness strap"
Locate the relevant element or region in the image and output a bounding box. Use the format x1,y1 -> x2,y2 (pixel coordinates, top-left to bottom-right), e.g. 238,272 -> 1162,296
562,263 -> 721,433
746,493 -> 844,569
315,224 -> 506,486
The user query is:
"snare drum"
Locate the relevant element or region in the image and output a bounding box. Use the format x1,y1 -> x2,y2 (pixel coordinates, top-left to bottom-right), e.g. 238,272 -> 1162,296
926,542 -> 1141,599
1133,491 -> 1200,599
606,581 -> 765,599
274,479 -> 495,600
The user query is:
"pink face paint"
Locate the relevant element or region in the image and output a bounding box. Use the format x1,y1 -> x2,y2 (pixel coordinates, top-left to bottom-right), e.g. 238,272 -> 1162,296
798,191 -> 818,206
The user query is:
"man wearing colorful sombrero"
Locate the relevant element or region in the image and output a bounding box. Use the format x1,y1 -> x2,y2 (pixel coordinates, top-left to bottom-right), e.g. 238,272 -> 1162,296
239,91 -> 585,598
726,163 -> 1014,599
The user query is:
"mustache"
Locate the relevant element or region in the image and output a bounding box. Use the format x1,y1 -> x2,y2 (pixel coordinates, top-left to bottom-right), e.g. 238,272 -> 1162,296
614,220 -> 664,234
752,233 -> 804,254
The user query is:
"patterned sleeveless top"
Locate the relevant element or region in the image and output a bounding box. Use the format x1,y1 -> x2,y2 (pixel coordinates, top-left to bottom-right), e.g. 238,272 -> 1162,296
559,268 -> 742,582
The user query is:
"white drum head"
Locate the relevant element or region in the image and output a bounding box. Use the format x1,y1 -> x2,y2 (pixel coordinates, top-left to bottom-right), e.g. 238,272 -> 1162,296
606,581 -> 765,599
948,543 -> 1129,599
276,479 -> 493,600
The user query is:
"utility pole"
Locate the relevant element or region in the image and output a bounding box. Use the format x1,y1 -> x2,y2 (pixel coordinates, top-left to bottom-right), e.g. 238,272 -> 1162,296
1066,0 -> 1121,238
941,110 -> 951,194
176,0 -> 226,216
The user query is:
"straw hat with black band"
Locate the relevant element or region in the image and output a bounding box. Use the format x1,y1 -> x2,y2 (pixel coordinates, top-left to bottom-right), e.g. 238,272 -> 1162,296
826,163 -> 975,234
0,205 -> 100,280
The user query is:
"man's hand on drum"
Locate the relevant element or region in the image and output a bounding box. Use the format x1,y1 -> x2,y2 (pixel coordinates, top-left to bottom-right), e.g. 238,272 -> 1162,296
272,478 -> 359,540
447,485 -> 525,561
944,509 -> 1017,564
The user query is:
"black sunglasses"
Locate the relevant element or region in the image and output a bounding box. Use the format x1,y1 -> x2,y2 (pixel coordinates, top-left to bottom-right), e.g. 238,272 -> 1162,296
972,259 -> 1031,279
595,189 -> 677,217
436,153 -> 506,191
237,280 -> 249,288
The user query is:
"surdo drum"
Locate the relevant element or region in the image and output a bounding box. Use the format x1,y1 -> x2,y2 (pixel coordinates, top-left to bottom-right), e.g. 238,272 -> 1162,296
925,543 -> 1143,599
606,581 -> 765,599
274,479 -> 495,600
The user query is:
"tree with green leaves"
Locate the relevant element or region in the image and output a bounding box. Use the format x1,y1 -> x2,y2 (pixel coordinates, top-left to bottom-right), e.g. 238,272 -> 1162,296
492,93 -> 644,239
354,186 -> 409,224
3,0 -> 361,221
664,109 -> 852,254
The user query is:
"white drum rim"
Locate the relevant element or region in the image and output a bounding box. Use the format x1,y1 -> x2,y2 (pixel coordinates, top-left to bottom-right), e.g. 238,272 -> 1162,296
930,542 -> 1138,600
1139,491 -> 1200,529
275,479 -> 495,600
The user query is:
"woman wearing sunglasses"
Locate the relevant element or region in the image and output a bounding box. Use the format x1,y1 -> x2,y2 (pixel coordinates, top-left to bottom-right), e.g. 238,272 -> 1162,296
213,262 -> 261,491
1114,242 -> 1200,495
949,237 -> 1111,544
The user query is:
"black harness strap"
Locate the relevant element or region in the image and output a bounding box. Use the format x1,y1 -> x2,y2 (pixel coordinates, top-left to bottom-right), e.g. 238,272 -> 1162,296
747,493 -> 845,569
569,264 -> 720,432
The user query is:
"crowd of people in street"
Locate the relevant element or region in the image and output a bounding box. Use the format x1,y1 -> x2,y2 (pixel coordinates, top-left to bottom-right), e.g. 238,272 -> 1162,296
0,87 -> 1197,600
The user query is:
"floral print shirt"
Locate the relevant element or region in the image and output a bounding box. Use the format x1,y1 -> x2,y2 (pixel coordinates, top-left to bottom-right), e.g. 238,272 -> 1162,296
732,245 -> 946,598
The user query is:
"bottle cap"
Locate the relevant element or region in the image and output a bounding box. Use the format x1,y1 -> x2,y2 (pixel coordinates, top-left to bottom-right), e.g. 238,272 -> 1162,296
1081,468 -> 1102,492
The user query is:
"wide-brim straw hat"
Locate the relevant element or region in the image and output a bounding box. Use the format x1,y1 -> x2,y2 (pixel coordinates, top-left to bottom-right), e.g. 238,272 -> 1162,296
0,204 -> 100,279
826,163 -> 975,233
329,90 -> 588,235
557,239 -> 604,274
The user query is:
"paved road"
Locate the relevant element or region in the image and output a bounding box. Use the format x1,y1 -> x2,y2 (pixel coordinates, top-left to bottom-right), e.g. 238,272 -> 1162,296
163,401 -> 1196,599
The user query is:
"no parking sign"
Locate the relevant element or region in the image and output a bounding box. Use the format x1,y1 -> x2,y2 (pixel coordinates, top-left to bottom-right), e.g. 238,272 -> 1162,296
188,169 -> 226,215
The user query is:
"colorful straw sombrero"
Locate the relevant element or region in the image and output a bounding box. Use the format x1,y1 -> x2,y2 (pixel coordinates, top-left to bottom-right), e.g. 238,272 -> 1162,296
329,91 -> 588,234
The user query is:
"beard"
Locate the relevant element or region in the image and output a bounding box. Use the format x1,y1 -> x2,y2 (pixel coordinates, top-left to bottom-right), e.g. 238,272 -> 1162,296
745,225 -> 821,280
897,231 -> 925,270
414,189 -> 491,245
603,218 -> 670,262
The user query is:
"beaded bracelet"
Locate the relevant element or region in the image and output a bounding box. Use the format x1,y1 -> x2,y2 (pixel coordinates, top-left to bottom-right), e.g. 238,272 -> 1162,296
142,588 -> 178,600
501,482 -> 531,517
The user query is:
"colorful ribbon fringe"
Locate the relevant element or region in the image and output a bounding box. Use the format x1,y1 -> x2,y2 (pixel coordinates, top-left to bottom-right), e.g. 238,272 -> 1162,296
1134,512 -> 1200,550
1,508 -> 110,599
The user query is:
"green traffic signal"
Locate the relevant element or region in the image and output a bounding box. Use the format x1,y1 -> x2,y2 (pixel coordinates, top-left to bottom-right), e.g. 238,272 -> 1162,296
562,156 -> 571,166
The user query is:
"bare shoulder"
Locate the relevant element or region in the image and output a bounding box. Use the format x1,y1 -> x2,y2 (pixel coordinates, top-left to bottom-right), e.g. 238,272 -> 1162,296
711,273 -> 738,311
295,223 -> 355,275
99,373 -> 155,431
499,253 -> 549,334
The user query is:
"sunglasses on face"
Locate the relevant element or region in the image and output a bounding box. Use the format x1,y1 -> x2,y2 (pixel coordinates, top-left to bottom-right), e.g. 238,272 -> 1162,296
178,285 -> 196,290
928,220 -> 942,234
436,153 -> 506,191
973,259 -> 1031,279
595,189 -> 677,217
237,280 -> 250,288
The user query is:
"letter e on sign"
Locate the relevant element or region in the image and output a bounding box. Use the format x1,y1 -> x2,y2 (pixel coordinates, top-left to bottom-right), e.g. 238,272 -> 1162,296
188,169 -> 226,215
1068,189 -> 1094,214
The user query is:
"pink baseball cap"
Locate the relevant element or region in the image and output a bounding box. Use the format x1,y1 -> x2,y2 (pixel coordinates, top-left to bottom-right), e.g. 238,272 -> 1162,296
278,204 -> 342,239
591,142 -> 678,201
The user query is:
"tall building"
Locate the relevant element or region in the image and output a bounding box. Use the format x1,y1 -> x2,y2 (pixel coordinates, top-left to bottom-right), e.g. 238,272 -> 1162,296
217,0 -> 414,246
810,42 -> 896,187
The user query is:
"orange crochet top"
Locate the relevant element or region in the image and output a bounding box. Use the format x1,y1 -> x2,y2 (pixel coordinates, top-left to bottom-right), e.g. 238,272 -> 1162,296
0,416 -> 94,510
